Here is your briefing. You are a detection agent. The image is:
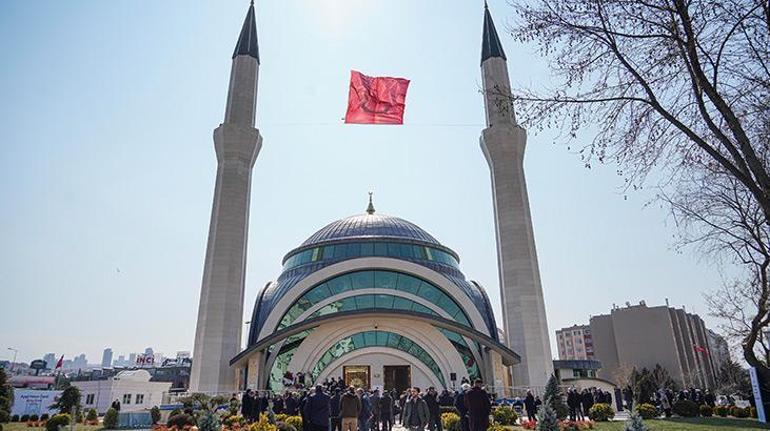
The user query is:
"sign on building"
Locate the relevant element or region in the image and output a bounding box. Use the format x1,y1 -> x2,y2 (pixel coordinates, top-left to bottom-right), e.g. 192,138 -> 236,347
11,390 -> 62,416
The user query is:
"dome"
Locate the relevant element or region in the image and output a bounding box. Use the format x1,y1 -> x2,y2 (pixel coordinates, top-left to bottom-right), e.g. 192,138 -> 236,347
114,369 -> 152,382
301,213 -> 441,248
247,206 -> 500,348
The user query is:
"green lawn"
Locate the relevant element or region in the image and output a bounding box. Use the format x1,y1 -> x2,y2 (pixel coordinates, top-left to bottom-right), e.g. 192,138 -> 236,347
2,424 -> 101,431
592,417 -> 770,431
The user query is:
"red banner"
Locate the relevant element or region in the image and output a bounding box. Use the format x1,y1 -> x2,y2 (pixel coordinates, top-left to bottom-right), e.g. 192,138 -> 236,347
345,70 -> 410,125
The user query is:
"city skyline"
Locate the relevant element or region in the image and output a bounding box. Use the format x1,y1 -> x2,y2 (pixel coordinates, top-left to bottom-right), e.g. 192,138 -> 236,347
0,0 -> 727,365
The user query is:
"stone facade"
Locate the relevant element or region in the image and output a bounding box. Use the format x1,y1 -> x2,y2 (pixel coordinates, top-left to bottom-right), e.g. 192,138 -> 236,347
189,9 -> 262,393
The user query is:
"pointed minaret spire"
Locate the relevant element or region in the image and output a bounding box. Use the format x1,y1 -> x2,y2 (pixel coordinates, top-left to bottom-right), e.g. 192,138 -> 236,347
232,1 -> 260,62
480,2 -> 515,127
366,192 -> 376,215
481,1 -> 507,65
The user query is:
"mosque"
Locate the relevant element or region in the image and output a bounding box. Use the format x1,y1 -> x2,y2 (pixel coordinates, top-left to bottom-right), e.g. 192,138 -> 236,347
188,2 -> 553,394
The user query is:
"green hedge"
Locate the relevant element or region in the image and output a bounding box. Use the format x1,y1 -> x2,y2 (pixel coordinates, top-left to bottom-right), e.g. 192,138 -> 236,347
673,400 -> 699,417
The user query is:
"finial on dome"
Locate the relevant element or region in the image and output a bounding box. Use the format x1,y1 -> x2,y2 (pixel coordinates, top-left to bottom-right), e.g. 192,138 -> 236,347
366,192 -> 375,215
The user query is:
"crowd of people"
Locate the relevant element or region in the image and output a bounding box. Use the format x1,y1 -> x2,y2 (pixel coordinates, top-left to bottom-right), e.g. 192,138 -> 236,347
641,387 -> 718,418
238,378 -> 495,431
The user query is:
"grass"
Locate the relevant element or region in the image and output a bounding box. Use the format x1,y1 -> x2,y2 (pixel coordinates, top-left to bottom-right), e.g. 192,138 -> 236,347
592,417 -> 770,431
2,424 -> 102,431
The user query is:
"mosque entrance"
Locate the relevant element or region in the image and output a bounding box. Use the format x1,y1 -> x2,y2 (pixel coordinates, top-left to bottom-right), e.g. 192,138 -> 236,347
344,365 -> 370,388
383,365 -> 411,393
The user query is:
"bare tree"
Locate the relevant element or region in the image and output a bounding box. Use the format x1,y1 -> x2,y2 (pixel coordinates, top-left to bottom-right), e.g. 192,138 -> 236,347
667,167 -> 770,372
506,0 -> 770,380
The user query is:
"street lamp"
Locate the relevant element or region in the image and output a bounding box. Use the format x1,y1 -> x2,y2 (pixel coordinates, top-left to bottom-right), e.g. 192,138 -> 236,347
7,347 -> 18,372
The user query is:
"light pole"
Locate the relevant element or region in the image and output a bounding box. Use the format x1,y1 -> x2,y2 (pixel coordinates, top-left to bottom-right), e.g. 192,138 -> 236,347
7,347 -> 18,372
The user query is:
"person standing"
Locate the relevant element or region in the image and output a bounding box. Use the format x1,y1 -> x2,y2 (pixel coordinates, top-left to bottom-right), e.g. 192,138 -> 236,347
454,384 -> 470,431
463,379 -> 490,431
241,390 -> 254,422
566,388 -> 578,421
398,391 -> 408,425
340,387 -> 362,431
304,386 -> 331,431
378,389 -> 393,431
356,388 -> 373,431
285,392 -> 299,416
523,390 -> 536,422
111,399 -> 121,412
370,389 -> 381,431
580,389 -> 593,420
330,389 -> 343,431
424,387 -> 442,431
402,388 -> 429,431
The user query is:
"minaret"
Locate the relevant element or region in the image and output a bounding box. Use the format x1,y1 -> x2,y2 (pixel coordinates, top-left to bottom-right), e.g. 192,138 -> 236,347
479,3 -> 553,388
189,1 -> 262,393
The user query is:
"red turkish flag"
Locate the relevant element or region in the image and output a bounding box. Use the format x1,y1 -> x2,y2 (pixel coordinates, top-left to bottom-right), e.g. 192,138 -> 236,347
345,70 -> 410,124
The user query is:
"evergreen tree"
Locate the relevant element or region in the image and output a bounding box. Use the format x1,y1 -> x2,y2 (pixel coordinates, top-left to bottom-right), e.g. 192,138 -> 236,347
50,386 -> 80,414
542,374 -> 568,419
0,368 -> 14,421
624,410 -> 648,431
536,402 -> 559,431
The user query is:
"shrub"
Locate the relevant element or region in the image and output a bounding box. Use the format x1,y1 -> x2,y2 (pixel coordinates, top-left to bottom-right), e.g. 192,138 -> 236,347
20,415 -> 30,422
151,406 -> 161,425
197,410 -> 221,431
11,415 -> 19,423
0,412 -> 8,424
751,407 -> 758,418
275,422 -> 296,431
248,414 -> 277,431
699,405 -> 713,417
30,415 -> 39,422
85,409 -> 97,422
731,406 -> 750,418
103,407 -> 119,429
672,400 -> 699,417
492,406 -> 518,425
488,425 -> 507,431
274,414 -> 288,423
636,404 -> 657,420
40,414 -> 49,421
714,405 -> 729,417
45,413 -> 70,431
170,408 -> 183,417
587,403 -> 614,422
284,416 -> 302,431
441,412 -> 460,431
168,413 -> 195,428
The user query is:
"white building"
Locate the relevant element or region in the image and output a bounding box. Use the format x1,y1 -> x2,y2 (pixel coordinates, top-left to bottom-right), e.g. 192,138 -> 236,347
73,370 -> 171,414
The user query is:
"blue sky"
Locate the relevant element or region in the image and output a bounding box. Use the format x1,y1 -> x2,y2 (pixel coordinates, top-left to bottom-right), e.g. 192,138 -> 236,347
0,0 -> 725,364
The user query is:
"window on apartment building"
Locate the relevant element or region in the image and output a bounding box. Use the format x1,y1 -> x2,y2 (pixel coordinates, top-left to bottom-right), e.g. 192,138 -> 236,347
136,394 -> 145,404
86,394 -> 95,405
577,338 -> 583,344
123,394 -> 132,404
